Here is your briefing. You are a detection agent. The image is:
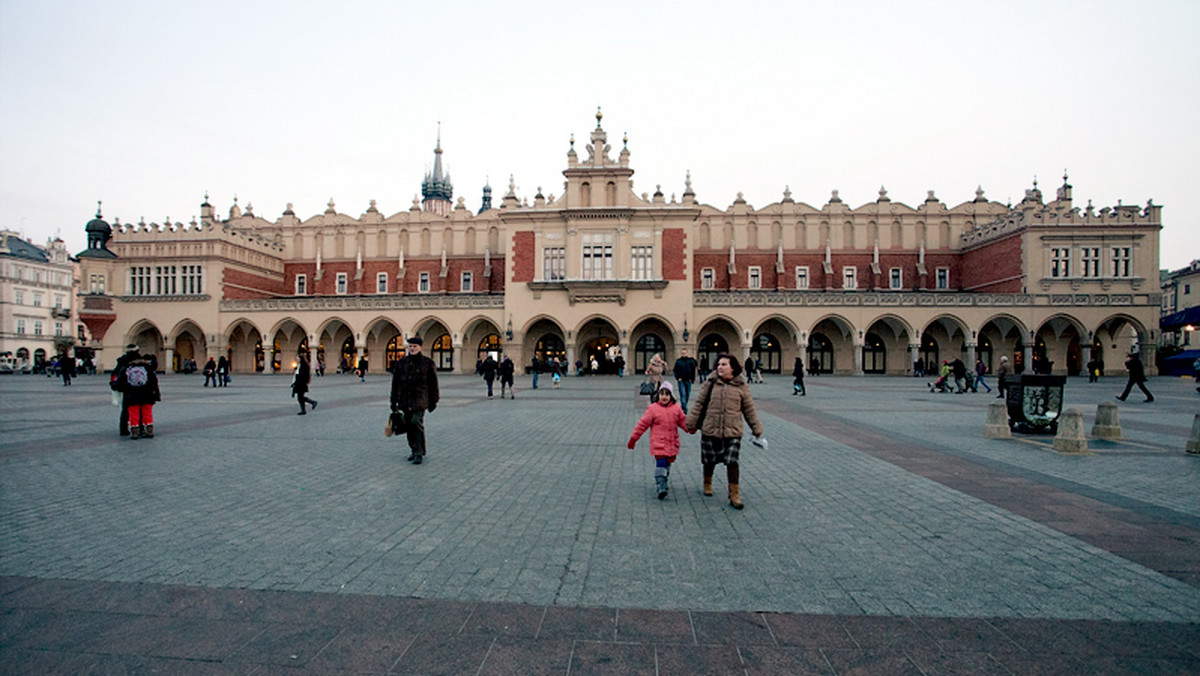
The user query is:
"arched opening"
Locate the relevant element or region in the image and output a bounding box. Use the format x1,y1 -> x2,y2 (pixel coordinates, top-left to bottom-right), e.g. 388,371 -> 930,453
585,337 -> 618,374
808,333 -> 833,374
33,348 -> 47,371
386,335 -> 404,369
535,333 -> 566,364
478,333 -> 502,362
863,332 -> 886,374
750,332 -> 781,373
977,336 -> 993,373
635,334 -> 665,374
920,334 -> 940,374
697,334 -> 729,377
340,337 -> 356,373
431,333 -> 453,371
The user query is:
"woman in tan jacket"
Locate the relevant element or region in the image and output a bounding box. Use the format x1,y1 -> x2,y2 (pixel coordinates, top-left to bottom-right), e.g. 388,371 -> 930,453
645,353 -> 667,400
685,353 -> 765,509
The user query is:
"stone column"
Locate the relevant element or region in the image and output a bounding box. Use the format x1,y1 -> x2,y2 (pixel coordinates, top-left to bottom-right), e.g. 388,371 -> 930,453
909,344 -> 921,375
163,347 -> 175,374
853,337 -> 864,376
1141,343 -> 1158,377
966,343 -> 977,369
798,335 -> 808,371
1022,344 -> 1033,374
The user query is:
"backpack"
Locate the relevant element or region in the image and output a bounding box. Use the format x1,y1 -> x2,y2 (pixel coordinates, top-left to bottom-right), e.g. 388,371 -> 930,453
125,364 -> 149,388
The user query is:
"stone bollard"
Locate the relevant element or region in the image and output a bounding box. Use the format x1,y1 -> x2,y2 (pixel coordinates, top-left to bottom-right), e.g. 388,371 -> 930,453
1091,401 -> 1122,440
1188,414 -> 1200,455
983,401 -> 1011,438
1052,408 -> 1088,454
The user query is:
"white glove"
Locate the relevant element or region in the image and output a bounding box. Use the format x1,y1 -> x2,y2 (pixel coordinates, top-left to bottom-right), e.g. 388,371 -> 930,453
752,436 -> 768,450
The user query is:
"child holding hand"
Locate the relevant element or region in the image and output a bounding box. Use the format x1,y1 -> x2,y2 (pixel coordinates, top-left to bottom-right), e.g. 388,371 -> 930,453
627,382 -> 694,499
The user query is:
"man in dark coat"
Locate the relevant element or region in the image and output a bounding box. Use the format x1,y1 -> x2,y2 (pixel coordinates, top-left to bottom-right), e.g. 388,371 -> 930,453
292,351 -> 318,415
1116,351 -> 1154,403
111,343 -> 141,436
390,336 -> 440,464
672,349 -> 699,410
59,351 -> 76,386
791,356 -> 806,396
480,354 -> 498,398
499,355 -> 516,399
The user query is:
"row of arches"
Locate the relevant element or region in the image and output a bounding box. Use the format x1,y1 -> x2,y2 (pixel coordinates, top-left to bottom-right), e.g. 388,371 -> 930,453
123,310 -> 1150,378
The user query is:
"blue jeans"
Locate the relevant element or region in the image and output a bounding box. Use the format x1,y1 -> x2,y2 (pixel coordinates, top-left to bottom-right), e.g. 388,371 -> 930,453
532,371 -> 539,389
677,380 -> 692,411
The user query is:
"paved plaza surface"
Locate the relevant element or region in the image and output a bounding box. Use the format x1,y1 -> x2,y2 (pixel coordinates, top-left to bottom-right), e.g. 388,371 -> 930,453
1,369 -> 1198,674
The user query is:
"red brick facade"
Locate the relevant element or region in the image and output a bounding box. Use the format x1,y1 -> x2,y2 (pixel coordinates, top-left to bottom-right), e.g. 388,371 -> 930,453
221,268 -> 286,300
662,229 -> 686,280
961,234 -> 1024,292
512,231 -> 535,283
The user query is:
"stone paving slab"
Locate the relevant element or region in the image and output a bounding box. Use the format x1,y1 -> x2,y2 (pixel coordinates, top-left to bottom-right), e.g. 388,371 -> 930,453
1,371 -> 1199,673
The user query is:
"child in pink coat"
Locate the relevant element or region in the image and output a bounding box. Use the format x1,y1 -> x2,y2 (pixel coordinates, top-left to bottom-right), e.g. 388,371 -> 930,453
627,382 -> 694,499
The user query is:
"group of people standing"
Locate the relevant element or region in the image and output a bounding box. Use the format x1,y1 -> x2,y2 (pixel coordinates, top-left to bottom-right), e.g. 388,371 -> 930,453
110,343 -> 161,440
477,354 -> 516,399
201,356 -> 230,387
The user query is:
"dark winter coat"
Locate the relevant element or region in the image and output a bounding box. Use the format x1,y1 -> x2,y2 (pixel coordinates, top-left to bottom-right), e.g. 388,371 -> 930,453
116,355 -> 161,406
292,358 -> 311,395
390,354 -> 440,412
481,356 -> 498,381
499,357 -> 515,382
1124,354 -> 1147,383
673,356 -> 698,383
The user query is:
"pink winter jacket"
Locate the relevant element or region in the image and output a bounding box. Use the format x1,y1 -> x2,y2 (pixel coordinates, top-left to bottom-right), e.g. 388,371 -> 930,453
629,401 -> 689,458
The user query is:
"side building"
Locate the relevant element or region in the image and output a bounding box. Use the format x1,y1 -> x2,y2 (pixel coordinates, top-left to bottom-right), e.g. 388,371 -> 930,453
0,231 -> 80,372
75,112 -> 1162,379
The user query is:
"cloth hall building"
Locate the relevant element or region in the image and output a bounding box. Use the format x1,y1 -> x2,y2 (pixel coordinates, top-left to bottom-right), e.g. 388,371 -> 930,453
75,112 -> 1163,379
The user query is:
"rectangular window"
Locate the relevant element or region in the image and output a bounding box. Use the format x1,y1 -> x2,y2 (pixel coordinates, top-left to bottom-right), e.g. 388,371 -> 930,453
295,274 -> 307,295
1111,246 -> 1131,277
54,295 -> 64,309
1050,247 -> 1071,278
418,272 -> 430,293
842,266 -> 857,290
748,266 -> 762,289
181,265 -> 203,294
33,321 -> 42,336
1080,247 -> 1100,277
32,293 -> 42,307
154,266 -> 176,295
631,246 -> 654,280
701,268 -> 715,290
795,266 -> 809,290
89,274 -> 105,294
936,267 -> 950,289
336,272 -> 347,294
582,233 -> 614,280
129,266 -> 151,295
461,271 -> 473,292
15,319 -> 25,334
543,247 -> 565,281
14,289 -> 23,305
54,322 -> 63,337
890,267 -> 903,289
377,272 -> 388,294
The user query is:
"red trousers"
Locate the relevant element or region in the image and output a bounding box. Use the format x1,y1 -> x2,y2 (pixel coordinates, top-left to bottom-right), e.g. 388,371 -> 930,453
127,404 -> 154,426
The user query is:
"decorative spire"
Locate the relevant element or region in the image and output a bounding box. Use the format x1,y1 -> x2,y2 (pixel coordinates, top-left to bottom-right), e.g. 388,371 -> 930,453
596,105 -> 603,127
878,186 -> 889,202
422,125 -> 453,215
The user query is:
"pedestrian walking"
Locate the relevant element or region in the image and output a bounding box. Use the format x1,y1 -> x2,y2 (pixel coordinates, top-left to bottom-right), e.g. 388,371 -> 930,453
686,354 -> 766,510
357,355 -> 368,382
974,358 -> 992,393
202,357 -> 217,387
531,355 -> 541,389
672,349 -> 698,411
115,350 -> 160,439
791,356 -> 806,395
217,355 -> 230,387
995,356 -> 1010,398
481,354 -> 498,398
59,351 -> 75,386
292,351 -> 318,415
1115,351 -> 1154,403
499,355 -> 515,399
628,382 -> 694,500
389,336 -> 440,464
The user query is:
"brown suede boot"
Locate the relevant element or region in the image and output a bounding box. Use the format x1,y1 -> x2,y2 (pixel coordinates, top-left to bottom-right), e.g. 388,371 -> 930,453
144,424 -> 154,438
729,484 -> 744,510
703,476 -> 713,496
130,426 -> 141,440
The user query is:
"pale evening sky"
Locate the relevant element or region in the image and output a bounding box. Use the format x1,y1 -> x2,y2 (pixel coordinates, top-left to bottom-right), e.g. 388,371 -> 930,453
1,0 -> 1197,270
